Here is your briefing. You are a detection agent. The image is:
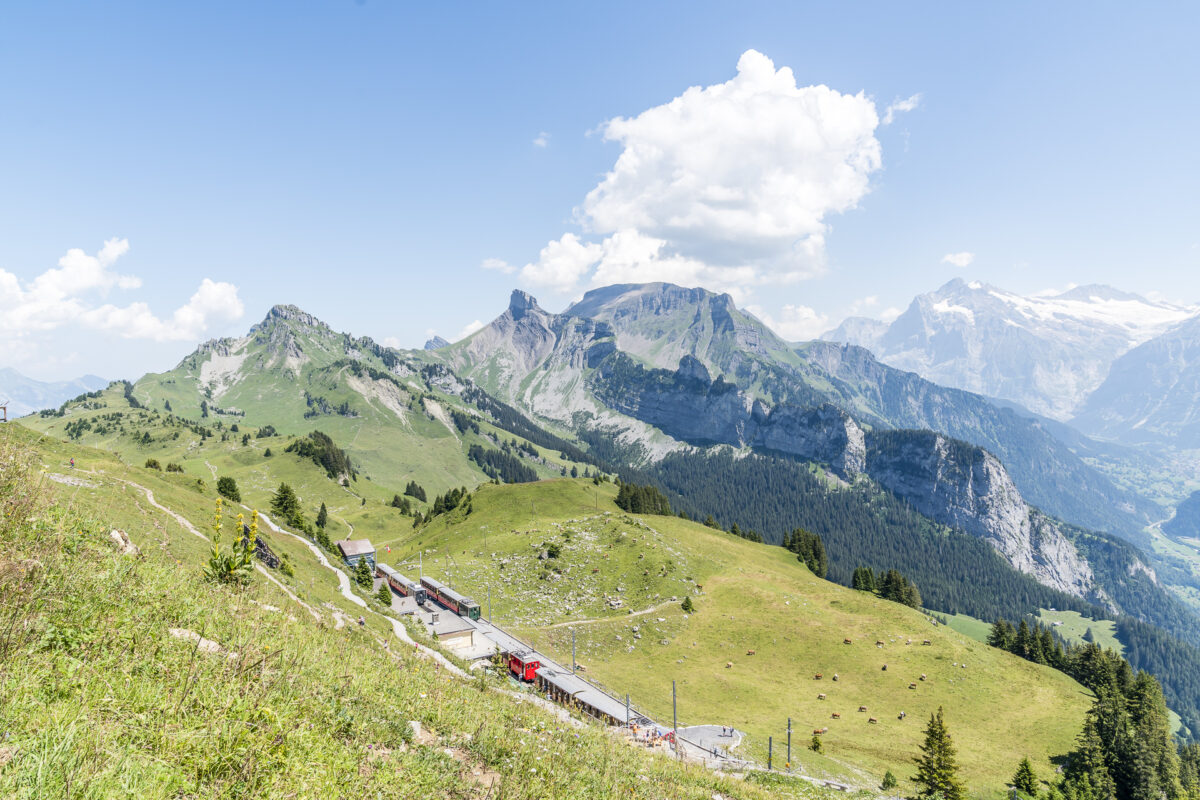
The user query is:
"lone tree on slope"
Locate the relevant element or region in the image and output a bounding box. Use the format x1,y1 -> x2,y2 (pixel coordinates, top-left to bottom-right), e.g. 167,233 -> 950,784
1012,757 -> 1038,796
910,706 -> 966,800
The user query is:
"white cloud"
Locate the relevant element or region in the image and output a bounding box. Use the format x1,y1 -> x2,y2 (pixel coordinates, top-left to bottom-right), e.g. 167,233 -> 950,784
454,320 -> 484,342
883,93 -> 922,125
481,257 -> 516,275
533,131 -> 550,148
81,278 -> 243,341
0,239 -> 244,342
519,49 -> 883,295
382,336 -> 404,349
879,306 -> 903,323
519,233 -> 603,291
941,251 -> 975,268
746,302 -> 830,342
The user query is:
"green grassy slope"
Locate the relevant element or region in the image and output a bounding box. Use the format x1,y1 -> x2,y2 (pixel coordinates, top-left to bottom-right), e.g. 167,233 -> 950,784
385,479 -> 1093,797
1,425 -> 828,800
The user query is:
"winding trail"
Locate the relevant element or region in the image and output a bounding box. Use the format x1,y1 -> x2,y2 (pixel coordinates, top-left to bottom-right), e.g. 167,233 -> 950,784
121,480 -> 321,621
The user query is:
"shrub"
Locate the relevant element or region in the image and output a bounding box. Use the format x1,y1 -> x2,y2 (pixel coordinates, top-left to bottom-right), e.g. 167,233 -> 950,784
144,458 -> 162,470
681,596 -> 695,614
217,476 -> 241,503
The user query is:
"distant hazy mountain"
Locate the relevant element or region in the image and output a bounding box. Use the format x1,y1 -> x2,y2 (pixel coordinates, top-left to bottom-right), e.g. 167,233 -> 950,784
824,278 -> 1197,421
0,368 -> 108,418
1072,314 -> 1200,448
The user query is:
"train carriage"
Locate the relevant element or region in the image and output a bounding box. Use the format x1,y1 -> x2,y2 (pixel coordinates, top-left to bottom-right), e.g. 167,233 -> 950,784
377,563 -> 427,604
421,576 -> 481,619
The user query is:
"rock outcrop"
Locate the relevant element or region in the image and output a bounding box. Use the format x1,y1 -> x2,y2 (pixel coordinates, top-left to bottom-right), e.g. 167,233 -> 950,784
865,430 -> 1095,598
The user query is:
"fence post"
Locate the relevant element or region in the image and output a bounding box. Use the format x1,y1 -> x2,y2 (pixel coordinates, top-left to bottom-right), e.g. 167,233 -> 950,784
787,716 -> 791,769
768,735 -> 773,771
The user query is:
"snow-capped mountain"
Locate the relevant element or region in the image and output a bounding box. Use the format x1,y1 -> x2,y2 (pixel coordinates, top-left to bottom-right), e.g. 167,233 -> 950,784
1072,314 -> 1200,447
823,278 -> 1197,421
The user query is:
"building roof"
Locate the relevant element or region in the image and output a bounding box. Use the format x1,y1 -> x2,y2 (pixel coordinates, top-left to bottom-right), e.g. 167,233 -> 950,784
336,539 -> 375,557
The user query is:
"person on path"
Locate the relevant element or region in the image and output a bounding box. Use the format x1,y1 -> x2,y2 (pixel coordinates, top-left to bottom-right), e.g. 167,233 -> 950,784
69,458 -> 75,468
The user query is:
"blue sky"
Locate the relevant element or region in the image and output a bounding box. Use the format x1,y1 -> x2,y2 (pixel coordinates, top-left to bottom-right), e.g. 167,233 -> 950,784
2,1 -> 1198,380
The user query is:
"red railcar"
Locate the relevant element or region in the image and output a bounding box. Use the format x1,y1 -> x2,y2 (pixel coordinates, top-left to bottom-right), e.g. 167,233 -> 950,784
508,651 -> 540,682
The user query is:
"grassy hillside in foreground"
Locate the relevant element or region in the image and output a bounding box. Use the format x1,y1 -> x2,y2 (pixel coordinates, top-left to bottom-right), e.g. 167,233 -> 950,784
394,479 -> 1093,797
0,426 -> 829,800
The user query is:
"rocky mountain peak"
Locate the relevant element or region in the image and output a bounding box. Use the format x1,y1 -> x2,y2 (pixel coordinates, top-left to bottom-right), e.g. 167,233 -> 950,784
508,290 -> 543,320
423,335 -> 451,351
253,304 -> 331,334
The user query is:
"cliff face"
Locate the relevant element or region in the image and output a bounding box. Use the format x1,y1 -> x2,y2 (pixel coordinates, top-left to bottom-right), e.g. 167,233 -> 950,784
591,353 -> 867,476
865,430 -> 1096,599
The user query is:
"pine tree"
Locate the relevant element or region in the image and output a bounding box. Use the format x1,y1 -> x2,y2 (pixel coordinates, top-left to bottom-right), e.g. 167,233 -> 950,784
882,771 -> 898,791
1012,758 -> 1038,796
316,502 -> 328,529
217,476 -> 241,503
270,483 -> 300,519
376,582 -> 392,606
354,557 -> 373,589
910,706 -> 966,800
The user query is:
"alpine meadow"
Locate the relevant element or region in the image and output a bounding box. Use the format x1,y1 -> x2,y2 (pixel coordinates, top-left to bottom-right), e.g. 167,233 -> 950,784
4,4 -> 1200,799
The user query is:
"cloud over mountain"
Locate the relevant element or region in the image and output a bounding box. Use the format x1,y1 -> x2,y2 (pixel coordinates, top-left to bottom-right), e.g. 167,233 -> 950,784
512,50 -> 884,296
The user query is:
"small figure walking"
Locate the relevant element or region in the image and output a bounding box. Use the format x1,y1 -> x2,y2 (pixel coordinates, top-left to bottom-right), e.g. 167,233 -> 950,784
69,458 -> 75,469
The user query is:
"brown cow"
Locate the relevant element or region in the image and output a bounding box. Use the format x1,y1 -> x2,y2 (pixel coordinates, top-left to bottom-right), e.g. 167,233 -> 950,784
858,706 -> 867,712
909,683 -> 917,689
813,728 -> 824,735
818,693 -> 826,700
843,638 -> 852,645
814,673 -> 823,680
746,650 -> 756,656
831,713 -> 841,719
868,717 -> 878,724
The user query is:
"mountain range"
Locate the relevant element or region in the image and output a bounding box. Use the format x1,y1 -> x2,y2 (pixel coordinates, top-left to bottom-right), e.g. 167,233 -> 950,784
824,278 -> 1198,429
24,281 -> 1200,737
0,367 -> 108,418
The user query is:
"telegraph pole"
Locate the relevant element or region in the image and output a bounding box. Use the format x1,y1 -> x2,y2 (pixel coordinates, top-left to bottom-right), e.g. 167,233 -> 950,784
768,736 -> 773,771
672,680 -> 678,759
571,628 -> 576,672
625,693 -> 630,727
487,585 -> 491,623
787,717 -> 792,770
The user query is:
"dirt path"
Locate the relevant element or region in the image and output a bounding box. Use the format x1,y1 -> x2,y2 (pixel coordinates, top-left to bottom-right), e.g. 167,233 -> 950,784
204,461 -> 218,480
541,599 -> 679,630
121,480 -> 321,621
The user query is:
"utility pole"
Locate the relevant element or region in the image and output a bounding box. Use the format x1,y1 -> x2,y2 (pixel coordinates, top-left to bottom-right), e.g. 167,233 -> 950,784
787,717 -> 791,770
672,680 -> 678,759
768,736 -> 773,771
487,585 -> 491,623
625,693 -> 630,727
571,627 -> 576,672
419,550 -> 423,578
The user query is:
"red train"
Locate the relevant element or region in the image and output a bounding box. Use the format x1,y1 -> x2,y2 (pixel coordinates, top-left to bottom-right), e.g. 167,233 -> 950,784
508,650 -> 540,682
